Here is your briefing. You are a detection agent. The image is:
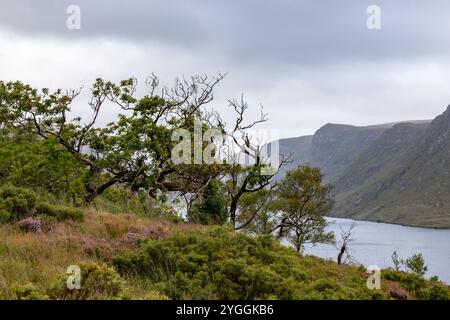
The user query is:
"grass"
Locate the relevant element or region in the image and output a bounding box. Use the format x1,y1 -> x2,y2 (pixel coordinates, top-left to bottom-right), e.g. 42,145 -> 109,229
0,209 -> 201,299
0,208 -> 448,300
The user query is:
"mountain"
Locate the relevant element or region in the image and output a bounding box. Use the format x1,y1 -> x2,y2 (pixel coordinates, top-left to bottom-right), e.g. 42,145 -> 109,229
309,123 -> 387,181
275,107 -> 450,228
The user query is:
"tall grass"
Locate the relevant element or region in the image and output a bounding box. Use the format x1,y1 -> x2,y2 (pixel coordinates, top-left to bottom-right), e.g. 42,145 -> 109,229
0,208 -> 199,299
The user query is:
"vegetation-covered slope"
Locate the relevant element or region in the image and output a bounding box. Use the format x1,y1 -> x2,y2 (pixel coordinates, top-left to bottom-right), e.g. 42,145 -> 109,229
277,107 -> 450,228
0,77 -> 447,300
1,208 -> 448,300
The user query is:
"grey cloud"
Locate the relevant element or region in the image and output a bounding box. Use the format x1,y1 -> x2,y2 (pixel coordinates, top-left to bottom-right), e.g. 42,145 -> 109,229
1,1 -> 450,139
1,0 -> 450,66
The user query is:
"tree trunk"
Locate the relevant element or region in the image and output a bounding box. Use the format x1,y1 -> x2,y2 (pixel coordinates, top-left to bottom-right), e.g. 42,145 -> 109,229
337,245 -> 346,265
229,197 -> 238,229
84,178 -> 119,204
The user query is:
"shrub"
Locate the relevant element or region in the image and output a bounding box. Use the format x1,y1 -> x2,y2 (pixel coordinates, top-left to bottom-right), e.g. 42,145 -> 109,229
0,186 -> 83,224
47,262 -> 125,300
14,283 -> 49,300
383,268 -> 426,297
113,227 -> 375,300
0,186 -> 37,222
120,227 -> 165,247
35,202 -> 84,222
94,187 -> 183,223
17,215 -> 55,233
144,291 -> 170,300
427,283 -> 450,300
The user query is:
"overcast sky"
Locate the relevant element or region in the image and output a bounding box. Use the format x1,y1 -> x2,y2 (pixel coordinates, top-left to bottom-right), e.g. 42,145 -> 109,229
1,0 -> 450,138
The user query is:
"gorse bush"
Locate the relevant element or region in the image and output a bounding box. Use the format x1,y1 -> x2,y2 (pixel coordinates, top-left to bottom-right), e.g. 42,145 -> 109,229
0,186 -> 37,222
383,268 -> 450,299
47,262 -> 125,300
35,202 -> 84,222
383,269 -> 426,294
14,283 -> 49,300
113,226 -> 378,300
427,283 -> 450,300
0,186 -> 84,224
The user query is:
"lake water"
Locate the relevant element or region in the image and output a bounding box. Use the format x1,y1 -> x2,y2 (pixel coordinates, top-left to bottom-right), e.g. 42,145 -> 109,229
303,218 -> 450,284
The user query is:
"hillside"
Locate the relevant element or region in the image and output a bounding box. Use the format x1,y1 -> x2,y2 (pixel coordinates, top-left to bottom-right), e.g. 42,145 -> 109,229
310,123 -> 387,181
276,107 -> 450,228
1,208 -> 448,300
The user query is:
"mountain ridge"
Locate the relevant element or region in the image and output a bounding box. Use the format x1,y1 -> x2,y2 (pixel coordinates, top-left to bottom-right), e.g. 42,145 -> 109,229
275,107 -> 450,228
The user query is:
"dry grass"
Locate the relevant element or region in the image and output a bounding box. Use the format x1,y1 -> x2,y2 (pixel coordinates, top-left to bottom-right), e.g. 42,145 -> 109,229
0,209 -> 200,299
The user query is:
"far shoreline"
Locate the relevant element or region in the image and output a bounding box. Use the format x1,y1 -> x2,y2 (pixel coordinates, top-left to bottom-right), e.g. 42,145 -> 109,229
326,215 -> 450,230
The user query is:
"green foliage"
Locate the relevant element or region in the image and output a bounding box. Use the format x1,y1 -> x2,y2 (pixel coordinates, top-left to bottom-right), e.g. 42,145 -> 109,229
0,186 -> 37,222
0,131 -> 86,203
404,253 -> 428,277
14,283 -> 49,300
143,291 -> 170,300
47,263 -> 125,300
113,226 -> 375,300
427,283 -> 450,300
237,189 -> 275,234
0,77 -> 226,204
383,268 -> 449,300
269,166 -> 335,252
0,185 -> 84,224
93,187 -> 182,223
383,269 -> 426,295
188,180 -> 228,225
35,202 -> 84,222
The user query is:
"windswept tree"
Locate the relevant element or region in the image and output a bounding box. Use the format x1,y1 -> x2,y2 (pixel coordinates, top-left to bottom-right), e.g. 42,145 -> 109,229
0,75 -> 226,203
211,96 -> 290,229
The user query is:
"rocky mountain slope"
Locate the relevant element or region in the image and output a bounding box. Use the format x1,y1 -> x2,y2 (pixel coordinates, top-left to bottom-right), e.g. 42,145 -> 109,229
275,106 -> 450,228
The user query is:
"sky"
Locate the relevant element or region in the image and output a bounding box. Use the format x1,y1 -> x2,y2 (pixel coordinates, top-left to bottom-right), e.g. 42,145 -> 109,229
1,0 -> 450,138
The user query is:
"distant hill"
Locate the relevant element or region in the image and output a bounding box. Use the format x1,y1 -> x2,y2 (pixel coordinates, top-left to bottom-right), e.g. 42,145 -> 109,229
274,107 -> 450,228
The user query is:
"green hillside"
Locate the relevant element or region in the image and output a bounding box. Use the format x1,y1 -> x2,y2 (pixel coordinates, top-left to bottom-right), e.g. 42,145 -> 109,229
276,107 -> 450,228
1,208 -> 448,300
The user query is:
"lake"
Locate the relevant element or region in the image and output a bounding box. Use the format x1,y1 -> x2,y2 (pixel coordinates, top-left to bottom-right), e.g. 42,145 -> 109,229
303,217 -> 450,284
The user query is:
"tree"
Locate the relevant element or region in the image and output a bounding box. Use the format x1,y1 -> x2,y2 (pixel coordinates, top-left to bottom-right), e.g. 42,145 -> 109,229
235,189 -> 276,234
211,95 -> 290,229
268,166 -> 335,252
336,222 -> 355,265
405,253 -> 428,277
187,179 -> 228,225
391,251 -> 403,271
0,75 -> 226,203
